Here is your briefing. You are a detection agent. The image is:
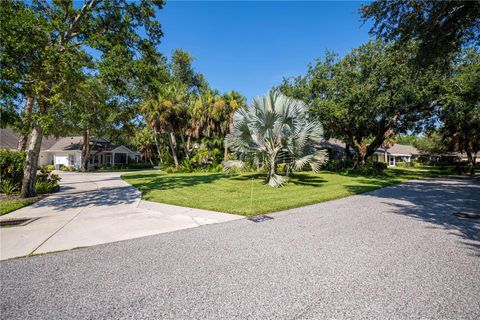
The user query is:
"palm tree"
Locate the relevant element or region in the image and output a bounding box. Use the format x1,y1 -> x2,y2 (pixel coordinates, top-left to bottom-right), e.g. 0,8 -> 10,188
224,91 -> 328,187
222,91 -> 246,160
141,82 -> 188,168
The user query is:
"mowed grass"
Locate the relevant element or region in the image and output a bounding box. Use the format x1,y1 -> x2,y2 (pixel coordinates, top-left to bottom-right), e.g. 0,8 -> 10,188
122,166 -> 456,216
0,198 -> 35,216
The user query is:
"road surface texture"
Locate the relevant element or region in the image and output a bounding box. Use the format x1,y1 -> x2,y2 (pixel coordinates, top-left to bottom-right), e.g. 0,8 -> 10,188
0,171 -> 241,260
1,176 -> 479,319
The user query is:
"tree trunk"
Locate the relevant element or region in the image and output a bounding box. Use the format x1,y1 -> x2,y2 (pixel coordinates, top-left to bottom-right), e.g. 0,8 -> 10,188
20,121 -> 43,198
224,115 -> 233,161
152,128 -> 163,164
466,151 -> 476,176
168,130 -> 179,168
352,143 -> 368,169
81,127 -> 91,172
179,132 -> 190,159
17,96 -> 35,151
147,151 -> 154,165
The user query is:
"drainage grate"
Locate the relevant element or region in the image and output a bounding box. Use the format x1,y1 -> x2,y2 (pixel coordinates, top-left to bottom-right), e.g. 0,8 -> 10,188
452,212 -> 480,220
248,215 -> 273,223
0,218 -> 38,227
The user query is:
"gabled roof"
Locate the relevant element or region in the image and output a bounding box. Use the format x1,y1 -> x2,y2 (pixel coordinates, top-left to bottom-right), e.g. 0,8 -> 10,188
378,144 -> 420,156
0,128 -> 57,150
45,136 -> 123,152
46,136 -> 83,151
0,128 -> 139,154
321,138 -> 347,152
321,137 -> 420,156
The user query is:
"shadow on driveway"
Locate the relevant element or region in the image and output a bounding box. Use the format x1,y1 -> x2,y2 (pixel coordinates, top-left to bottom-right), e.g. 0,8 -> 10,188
357,176 -> 480,255
30,186 -> 139,212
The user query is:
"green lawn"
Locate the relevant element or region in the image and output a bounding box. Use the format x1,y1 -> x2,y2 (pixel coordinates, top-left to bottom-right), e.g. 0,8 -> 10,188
122,166 -> 456,216
0,198 -> 35,216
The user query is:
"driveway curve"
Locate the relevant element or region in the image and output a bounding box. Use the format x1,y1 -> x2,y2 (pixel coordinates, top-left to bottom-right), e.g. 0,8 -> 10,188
0,171 -> 242,260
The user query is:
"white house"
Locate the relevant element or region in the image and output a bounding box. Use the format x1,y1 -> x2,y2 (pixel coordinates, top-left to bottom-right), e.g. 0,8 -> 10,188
322,138 -> 421,166
373,144 -> 421,166
1,128 -> 141,169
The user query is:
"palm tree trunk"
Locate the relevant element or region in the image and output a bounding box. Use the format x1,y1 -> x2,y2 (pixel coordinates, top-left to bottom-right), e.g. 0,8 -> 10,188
168,130 -> 179,168
152,128 -> 163,164
179,132 -> 190,159
224,115 -> 233,161
17,96 -> 35,151
20,121 -> 43,198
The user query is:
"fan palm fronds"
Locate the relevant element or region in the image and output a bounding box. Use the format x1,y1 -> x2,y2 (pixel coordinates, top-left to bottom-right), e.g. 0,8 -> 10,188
224,91 -> 328,187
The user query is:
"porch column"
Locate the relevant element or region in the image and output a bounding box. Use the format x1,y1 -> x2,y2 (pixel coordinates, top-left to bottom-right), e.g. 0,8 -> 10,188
112,152 -> 115,167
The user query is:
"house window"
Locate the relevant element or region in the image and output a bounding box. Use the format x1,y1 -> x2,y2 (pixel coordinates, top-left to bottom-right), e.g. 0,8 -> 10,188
114,153 -> 127,164
69,154 -> 75,166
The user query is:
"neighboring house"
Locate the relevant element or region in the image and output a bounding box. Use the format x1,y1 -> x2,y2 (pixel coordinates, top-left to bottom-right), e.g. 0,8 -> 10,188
373,144 -> 421,166
320,138 -> 349,160
322,138 -> 421,166
1,128 -> 141,169
0,128 -> 57,151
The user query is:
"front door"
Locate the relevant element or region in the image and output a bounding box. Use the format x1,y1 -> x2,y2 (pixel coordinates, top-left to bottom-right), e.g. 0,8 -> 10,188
105,153 -> 112,167
389,155 -> 396,166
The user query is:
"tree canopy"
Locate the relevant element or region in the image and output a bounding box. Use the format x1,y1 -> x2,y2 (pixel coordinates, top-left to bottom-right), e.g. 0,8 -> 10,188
279,41 -> 442,167
361,0 -> 480,66
439,48 -> 480,175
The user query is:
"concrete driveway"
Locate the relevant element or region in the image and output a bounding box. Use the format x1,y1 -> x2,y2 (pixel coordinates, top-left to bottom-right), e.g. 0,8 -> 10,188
1,176 -> 479,319
0,171 -> 242,260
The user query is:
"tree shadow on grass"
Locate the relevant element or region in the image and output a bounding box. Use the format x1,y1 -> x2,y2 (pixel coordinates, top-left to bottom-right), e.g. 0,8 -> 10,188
124,172 -> 226,191
288,173 -> 328,187
347,176 -> 480,255
228,172 -> 328,187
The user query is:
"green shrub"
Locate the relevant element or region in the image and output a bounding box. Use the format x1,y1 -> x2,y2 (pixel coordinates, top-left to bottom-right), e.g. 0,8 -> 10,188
324,159 -> 353,172
37,167 -> 61,183
209,164 -> 223,173
35,180 -> 60,194
165,166 -> 177,174
178,159 -> 193,173
113,162 -> 155,170
60,165 -> 75,171
35,166 -> 60,193
0,179 -> 19,195
0,149 -> 25,188
396,162 -> 418,168
454,162 -> 469,174
39,164 -> 56,171
344,161 -> 387,176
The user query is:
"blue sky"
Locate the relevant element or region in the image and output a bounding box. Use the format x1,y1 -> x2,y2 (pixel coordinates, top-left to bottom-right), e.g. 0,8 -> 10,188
156,1 -> 373,101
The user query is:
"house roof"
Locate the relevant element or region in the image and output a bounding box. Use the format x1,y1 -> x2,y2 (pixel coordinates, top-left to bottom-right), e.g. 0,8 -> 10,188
0,128 -> 57,150
321,138 -> 347,153
379,144 -> 420,156
1,128 -> 139,154
321,137 -> 420,156
45,136 -> 124,152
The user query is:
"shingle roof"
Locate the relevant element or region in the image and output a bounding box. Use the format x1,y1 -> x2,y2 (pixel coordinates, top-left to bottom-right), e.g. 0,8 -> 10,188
0,128 -> 58,150
321,138 -> 347,152
381,144 -> 420,156
321,137 -> 420,156
46,136 -> 121,152
46,136 -> 84,151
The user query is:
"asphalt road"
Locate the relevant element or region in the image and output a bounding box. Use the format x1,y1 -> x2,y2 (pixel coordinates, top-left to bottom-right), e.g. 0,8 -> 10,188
1,176 -> 479,319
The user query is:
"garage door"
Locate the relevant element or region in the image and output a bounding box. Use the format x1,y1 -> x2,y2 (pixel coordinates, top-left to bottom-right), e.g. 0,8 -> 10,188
54,155 -> 69,166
